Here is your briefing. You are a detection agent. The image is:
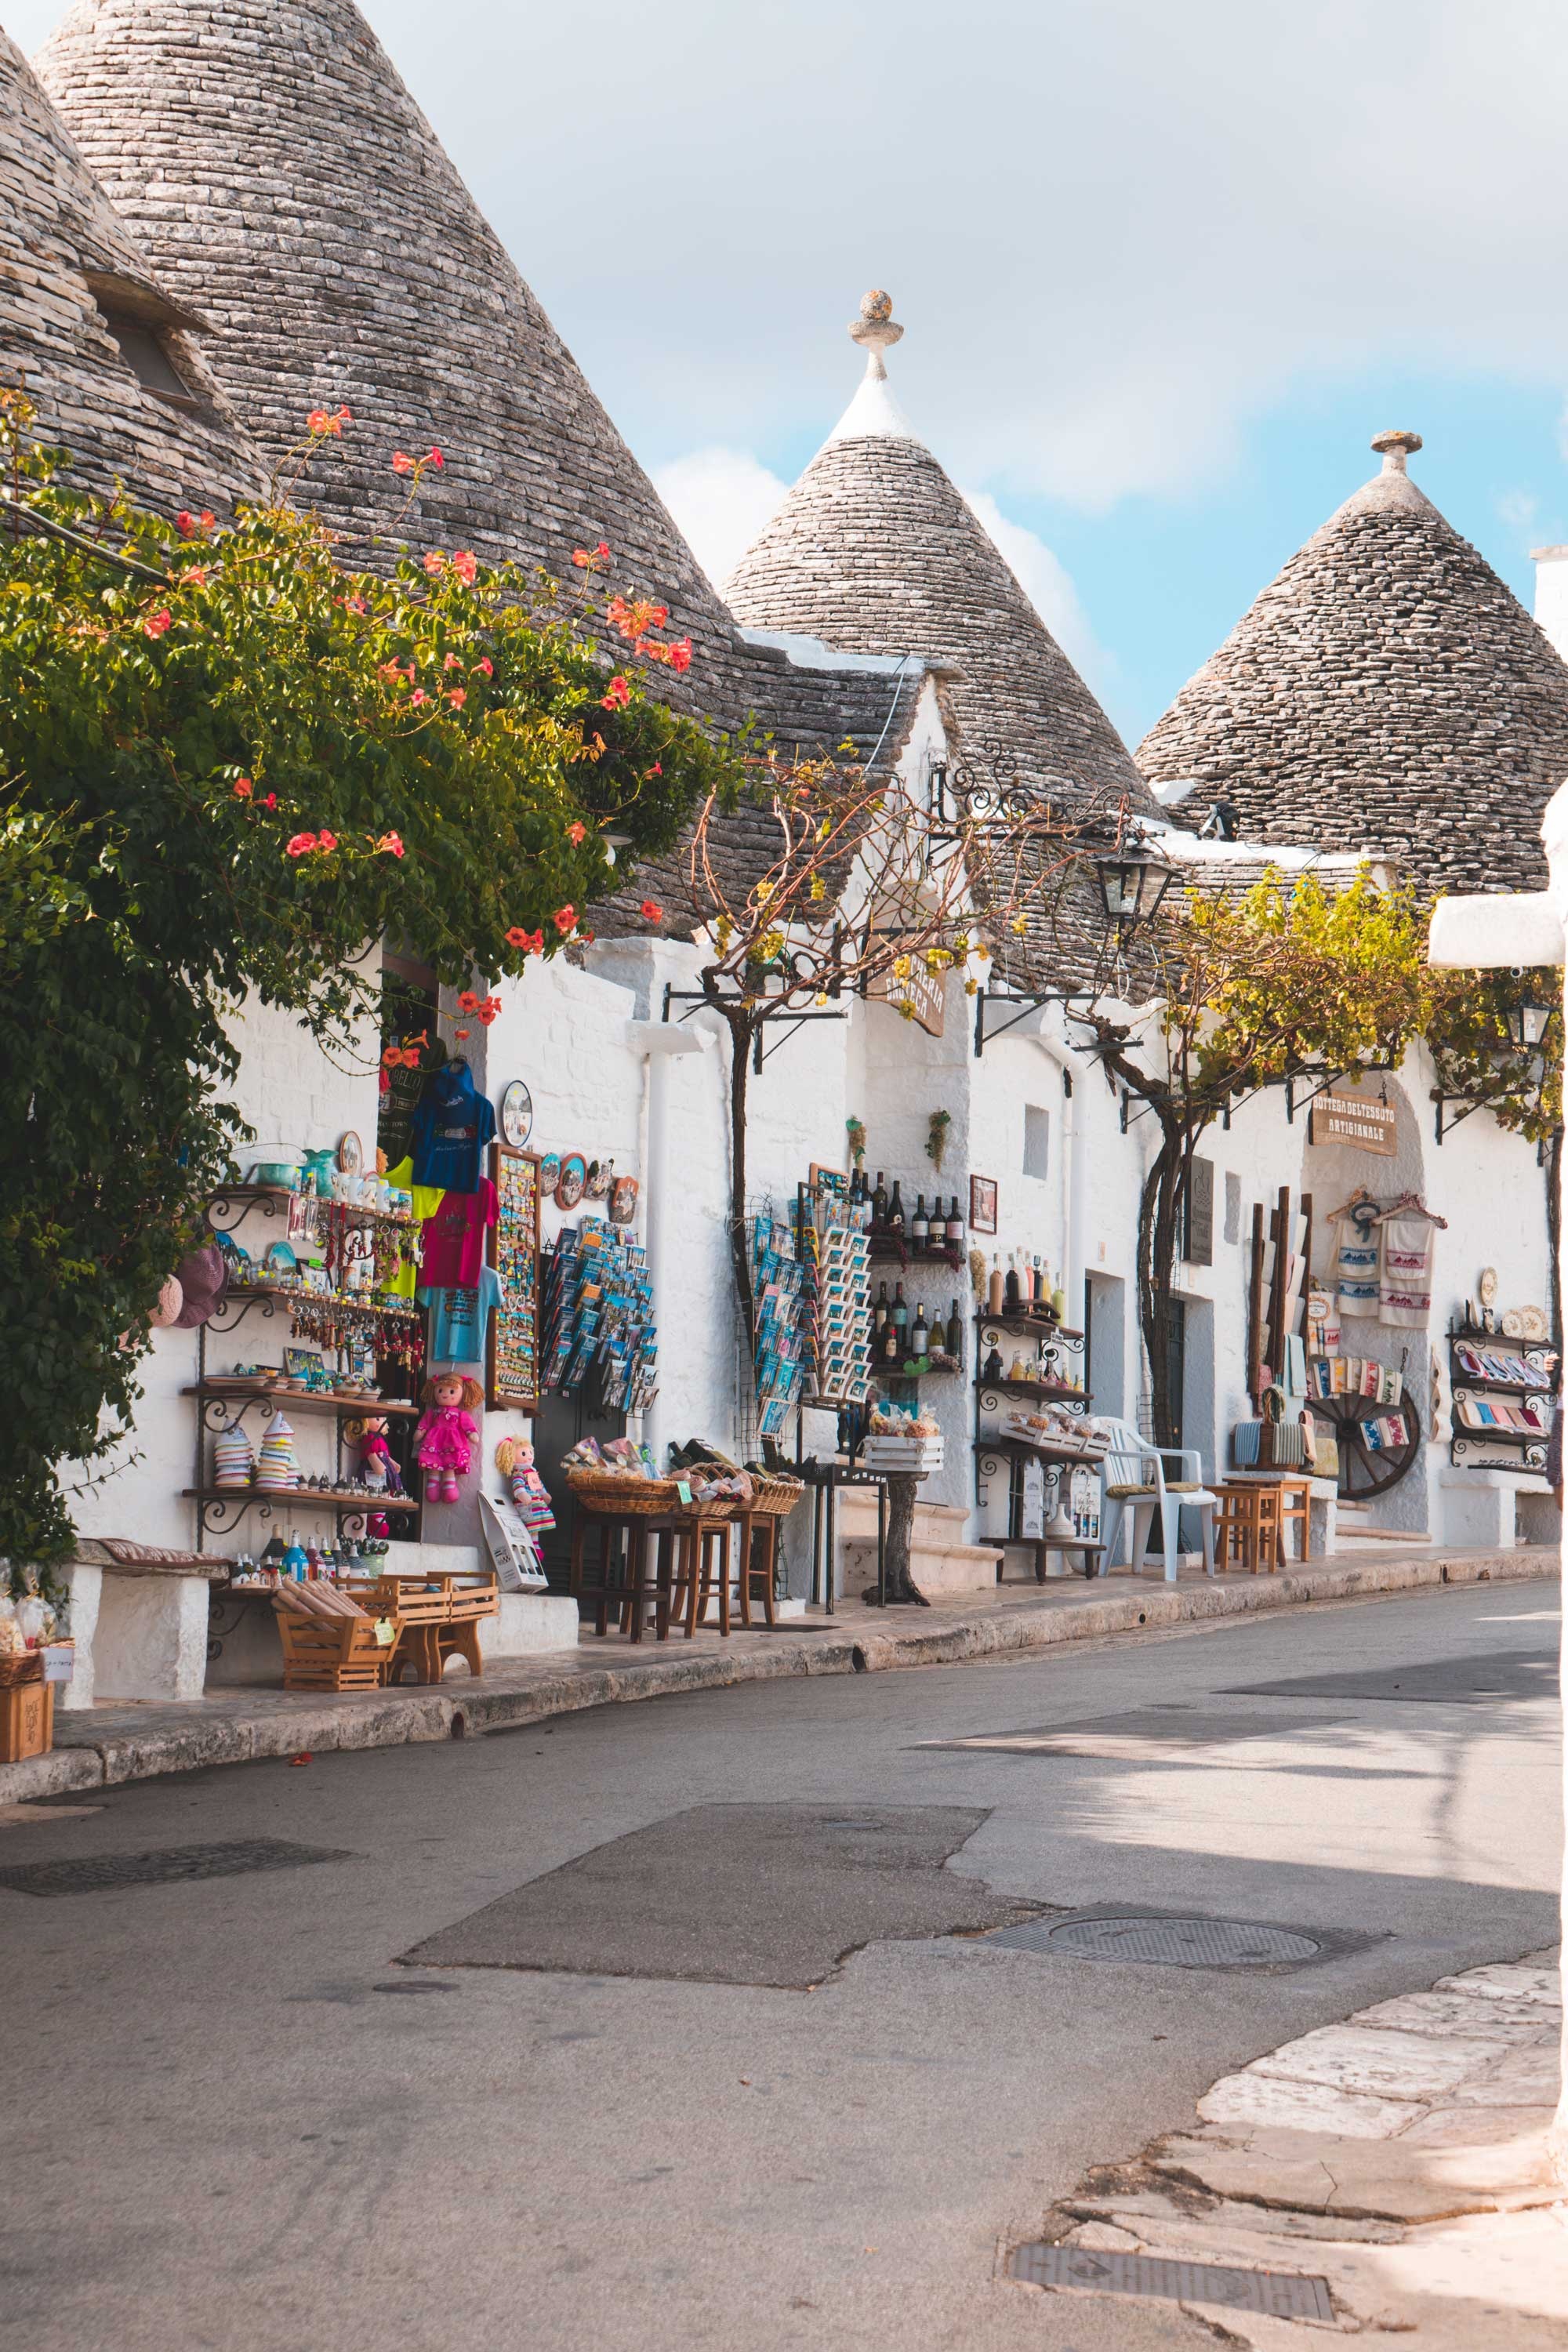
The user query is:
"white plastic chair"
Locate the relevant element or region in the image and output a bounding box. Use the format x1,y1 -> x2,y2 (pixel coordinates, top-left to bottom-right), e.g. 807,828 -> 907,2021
1094,1417 -> 1216,1583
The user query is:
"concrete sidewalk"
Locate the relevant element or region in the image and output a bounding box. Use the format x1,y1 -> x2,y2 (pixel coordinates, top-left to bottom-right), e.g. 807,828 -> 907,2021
2,1542 -> 1555,1807
1025,1948 -> 1566,2344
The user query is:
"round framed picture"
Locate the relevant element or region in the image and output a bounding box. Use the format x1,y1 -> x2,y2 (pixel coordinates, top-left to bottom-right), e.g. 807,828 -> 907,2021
539,1152 -> 561,1200
337,1129 -> 363,1175
499,1079 -> 533,1149
555,1152 -> 587,1210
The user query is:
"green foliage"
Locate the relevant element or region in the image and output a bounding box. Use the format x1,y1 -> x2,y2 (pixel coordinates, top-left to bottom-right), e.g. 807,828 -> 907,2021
0,394 -> 740,1560
1422,964 -> 1562,1146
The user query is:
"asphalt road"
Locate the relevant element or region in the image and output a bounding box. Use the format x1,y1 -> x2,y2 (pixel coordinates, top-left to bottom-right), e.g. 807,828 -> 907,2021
2,1581 -> 1558,2352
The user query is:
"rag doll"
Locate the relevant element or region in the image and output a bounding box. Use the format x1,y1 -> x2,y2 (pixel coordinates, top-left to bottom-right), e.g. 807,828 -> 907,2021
357,1417 -> 405,1497
415,1372 -> 483,1504
495,1435 -> 555,1530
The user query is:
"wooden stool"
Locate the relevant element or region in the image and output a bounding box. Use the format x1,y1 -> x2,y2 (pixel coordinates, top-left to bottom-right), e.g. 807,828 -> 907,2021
682,1514 -> 740,1635
1268,1476 -> 1312,1564
570,1511 -> 673,1642
735,1510 -> 778,1627
1216,1483 -> 1282,1574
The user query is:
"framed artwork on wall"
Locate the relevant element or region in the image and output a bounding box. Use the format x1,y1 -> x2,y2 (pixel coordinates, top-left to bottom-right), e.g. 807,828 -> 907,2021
969,1174 -> 998,1234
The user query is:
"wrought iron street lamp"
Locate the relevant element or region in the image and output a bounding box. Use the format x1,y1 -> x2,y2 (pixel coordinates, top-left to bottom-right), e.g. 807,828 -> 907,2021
1091,838 -> 1178,933
1504,975 -> 1555,1053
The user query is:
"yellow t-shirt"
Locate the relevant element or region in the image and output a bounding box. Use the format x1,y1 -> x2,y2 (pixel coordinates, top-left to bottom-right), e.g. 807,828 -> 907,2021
384,1157 -> 445,1298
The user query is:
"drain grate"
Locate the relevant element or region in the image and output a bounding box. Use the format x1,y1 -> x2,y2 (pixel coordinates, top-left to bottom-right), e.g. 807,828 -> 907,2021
1011,2241 -> 1334,2320
0,1838 -> 354,1897
989,1909 -> 1326,1970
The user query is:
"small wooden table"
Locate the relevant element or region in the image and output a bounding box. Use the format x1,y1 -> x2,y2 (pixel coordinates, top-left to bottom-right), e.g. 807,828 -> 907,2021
1020,1535 -> 1107,1582
1219,1475 -> 1313,1567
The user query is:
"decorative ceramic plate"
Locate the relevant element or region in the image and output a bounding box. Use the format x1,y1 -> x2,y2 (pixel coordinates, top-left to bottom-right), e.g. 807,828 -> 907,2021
609,1174 -> 638,1226
538,1152 -> 561,1200
1506,1304 -> 1551,1341
585,1156 -> 612,1199
1478,1265 -> 1499,1307
337,1129 -> 363,1175
555,1152 -> 587,1210
499,1080 -> 533,1149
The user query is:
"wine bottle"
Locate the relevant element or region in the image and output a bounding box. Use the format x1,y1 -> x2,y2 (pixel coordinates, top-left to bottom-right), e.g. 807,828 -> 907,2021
988,1254 -> 1004,1313
1004,1254 -> 1022,1312
911,1193 -> 928,1248
912,1302 -> 930,1356
946,1195 -> 964,1247
871,1171 -> 888,1225
887,1178 -> 906,1236
874,1279 -> 890,1331
891,1280 -> 909,1334
946,1298 -> 964,1359
881,1319 -> 902,1365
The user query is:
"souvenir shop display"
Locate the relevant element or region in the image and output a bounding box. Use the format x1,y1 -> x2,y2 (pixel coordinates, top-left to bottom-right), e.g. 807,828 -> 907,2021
750,1214 -> 810,1436
487,1144 -> 541,1410
415,1372 -> 484,1503
542,1220 -> 659,1411
498,1080 -> 534,1149
859,1402 -> 943,1472
254,1410 -> 300,1493
795,1174 -> 872,1406
409,1057 -> 495,1192
1447,1323 -> 1559,1475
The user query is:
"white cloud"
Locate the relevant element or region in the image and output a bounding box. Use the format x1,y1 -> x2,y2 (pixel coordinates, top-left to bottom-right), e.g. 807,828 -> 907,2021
652,448 -> 788,593
959,489 -> 1110,687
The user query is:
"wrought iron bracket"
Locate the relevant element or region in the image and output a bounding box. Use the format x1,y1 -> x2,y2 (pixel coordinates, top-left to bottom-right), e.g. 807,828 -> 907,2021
973,988 -> 1060,1057
1433,1091 -> 1487,1145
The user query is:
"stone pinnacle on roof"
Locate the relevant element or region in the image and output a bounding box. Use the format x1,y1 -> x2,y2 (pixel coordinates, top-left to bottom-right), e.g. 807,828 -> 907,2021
0,26 -> 258,515
726,296 -> 1153,811
1136,430 -> 1568,898
34,0 -> 739,658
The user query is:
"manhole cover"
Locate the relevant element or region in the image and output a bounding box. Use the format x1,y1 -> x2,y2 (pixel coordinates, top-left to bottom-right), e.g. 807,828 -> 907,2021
1011,2242 -> 1334,2320
991,1911 -> 1323,1969
0,1838 -> 354,1897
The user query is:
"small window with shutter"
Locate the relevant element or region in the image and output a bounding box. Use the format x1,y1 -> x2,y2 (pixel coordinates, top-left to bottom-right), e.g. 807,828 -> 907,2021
1184,1156 -> 1214,1265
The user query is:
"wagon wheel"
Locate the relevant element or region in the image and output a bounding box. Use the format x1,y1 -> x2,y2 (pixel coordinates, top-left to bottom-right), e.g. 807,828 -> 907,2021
1305,1386 -> 1421,1501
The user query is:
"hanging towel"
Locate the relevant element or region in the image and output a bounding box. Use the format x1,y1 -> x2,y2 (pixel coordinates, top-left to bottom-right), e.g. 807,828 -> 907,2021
1377,1213 -> 1436,1329
1330,1200 -> 1381,1316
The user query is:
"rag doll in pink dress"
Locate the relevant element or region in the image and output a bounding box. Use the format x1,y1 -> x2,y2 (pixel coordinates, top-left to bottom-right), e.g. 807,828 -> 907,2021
415,1373 -> 483,1504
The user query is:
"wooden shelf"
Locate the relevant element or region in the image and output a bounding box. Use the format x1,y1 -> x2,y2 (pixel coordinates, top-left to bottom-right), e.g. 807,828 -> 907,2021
183,1486 -> 419,1512
186,1384 -> 420,1417
975,1432 -> 1100,1468
868,1236 -> 965,1269
1450,1372 -> 1555,1396
209,1184 -> 417,1231
975,1375 -> 1085,1403
216,1284 -> 423,1323
976,1311 -> 1082,1339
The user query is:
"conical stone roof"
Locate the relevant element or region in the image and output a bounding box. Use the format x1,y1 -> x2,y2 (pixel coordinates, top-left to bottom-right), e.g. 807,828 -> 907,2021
725,294 -> 1155,814
1136,432 -> 1568,897
1,24 -> 257,514
34,0 -> 739,663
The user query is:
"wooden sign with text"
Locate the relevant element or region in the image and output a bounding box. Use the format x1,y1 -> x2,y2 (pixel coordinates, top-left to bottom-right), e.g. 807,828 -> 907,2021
1310,1094 -> 1397,1156
868,954 -> 945,1037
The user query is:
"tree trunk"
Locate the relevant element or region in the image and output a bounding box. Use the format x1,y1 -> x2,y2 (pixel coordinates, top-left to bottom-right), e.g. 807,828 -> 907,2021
1548,1125 -> 1563,1357
1138,1116 -> 1190,1450
721,1007 -> 757,1341
866,1471 -> 928,1606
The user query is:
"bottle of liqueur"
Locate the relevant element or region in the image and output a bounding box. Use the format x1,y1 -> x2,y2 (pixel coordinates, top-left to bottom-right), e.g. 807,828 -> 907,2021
946,1299 -> 965,1359
946,1195 -> 964,1247
988,1254 -> 1005,1313
887,1178 -> 906,1236
1004,1254 -> 1022,1312
911,1194 -> 929,1249
1019,1256 -> 1035,1307
874,1279 -> 891,1332
911,1302 -> 930,1356
871,1171 -> 889,1226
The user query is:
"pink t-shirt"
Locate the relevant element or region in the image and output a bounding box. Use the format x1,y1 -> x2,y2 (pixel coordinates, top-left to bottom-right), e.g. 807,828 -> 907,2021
419,1180 -> 496,1289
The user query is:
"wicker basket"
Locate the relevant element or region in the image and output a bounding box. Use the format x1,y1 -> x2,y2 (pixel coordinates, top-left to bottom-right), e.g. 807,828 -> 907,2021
0,1647 -> 43,1688
745,1475 -> 807,1518
566,1468 -> 684,1515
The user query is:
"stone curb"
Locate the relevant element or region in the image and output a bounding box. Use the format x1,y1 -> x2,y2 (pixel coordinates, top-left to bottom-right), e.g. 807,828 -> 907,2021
1,1545 -> 1553,1805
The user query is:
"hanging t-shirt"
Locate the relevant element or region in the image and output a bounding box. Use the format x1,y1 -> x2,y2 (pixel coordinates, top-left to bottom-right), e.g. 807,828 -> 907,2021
409,1063 -> 495,1192
420,1180 -> 497,1290
419,1266 -> 505,1367
383,1156 -> 445,1301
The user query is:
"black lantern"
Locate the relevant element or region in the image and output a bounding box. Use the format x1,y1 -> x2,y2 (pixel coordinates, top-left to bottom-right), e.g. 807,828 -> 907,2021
1092,839 -> 1178,932
1506,977 -> 1556,1053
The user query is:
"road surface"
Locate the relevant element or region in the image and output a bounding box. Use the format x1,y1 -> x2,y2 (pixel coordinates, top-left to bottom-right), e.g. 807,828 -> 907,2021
2,1579 -> 1557,2351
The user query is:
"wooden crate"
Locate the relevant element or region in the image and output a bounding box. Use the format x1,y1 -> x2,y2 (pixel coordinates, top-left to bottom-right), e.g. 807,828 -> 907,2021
272,1596 -> 400,1692
0,1672 -> 54,1763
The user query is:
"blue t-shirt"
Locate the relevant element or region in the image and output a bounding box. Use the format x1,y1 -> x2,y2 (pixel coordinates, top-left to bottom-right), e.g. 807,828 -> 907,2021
410,1073 -> 495,1192
418,1266 -> 504,1368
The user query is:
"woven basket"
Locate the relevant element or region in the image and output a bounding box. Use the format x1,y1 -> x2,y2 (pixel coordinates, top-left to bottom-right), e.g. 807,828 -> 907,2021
746,1475 -> 806,1518
0,1648 -> 42,1688
566,1468 -> 684,1516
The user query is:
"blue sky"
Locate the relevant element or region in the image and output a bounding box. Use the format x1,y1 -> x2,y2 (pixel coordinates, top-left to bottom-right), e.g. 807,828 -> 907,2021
16,0 -> 1568,745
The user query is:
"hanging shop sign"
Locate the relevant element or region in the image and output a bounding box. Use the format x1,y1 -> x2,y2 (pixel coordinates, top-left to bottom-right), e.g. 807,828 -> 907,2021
868,951 -> 946,1037
1310,1094 -> 1397,1156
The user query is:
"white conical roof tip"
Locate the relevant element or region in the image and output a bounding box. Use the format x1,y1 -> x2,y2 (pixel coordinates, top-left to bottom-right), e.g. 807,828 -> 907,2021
828,289 -> 916,447
1370,428 -> 1423,475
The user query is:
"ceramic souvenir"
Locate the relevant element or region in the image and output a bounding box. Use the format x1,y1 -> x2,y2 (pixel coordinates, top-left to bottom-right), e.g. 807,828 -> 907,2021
555,1152 -> 587,1210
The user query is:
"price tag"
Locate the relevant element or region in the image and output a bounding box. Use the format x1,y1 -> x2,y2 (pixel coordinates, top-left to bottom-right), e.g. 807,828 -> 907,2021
41,1643 -> 74,1684
372,1619 -> 395,1646
676,1480 -> 692,1504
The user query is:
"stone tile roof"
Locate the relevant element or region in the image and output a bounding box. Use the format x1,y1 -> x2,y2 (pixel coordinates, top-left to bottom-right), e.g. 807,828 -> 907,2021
1136,433 -> 1568,899
724,296 -> 1156,818
32,0 -> 907,879
1,25 -> 258,514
